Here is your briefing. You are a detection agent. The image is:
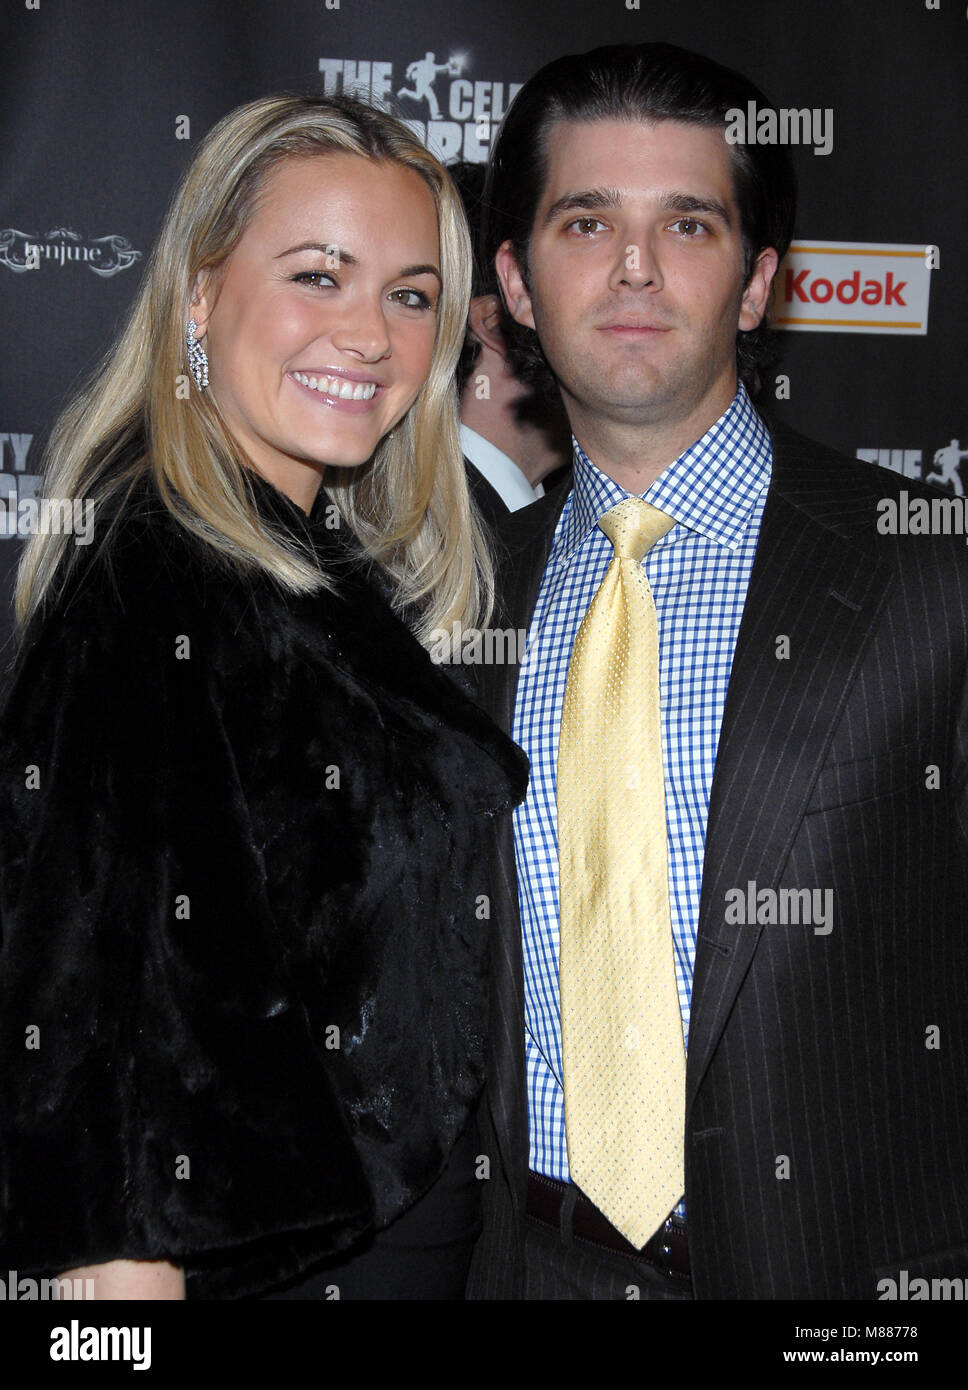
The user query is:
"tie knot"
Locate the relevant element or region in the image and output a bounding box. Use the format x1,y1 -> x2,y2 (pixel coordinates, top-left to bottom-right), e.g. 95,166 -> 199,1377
598,497 -> 675,564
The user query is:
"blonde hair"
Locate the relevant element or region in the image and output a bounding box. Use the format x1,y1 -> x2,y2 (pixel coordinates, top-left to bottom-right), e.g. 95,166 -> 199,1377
15,93 -> 489,645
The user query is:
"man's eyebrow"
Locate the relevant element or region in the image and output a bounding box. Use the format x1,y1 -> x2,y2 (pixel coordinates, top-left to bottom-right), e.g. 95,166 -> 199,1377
540,188 -> 623,228
659,192 -> 732,226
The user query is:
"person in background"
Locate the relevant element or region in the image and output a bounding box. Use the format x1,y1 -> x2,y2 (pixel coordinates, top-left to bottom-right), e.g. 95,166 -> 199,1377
450,161 -> 571,525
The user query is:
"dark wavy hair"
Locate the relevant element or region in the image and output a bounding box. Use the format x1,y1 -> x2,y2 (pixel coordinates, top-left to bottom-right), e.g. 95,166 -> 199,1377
480,42 -> 797,401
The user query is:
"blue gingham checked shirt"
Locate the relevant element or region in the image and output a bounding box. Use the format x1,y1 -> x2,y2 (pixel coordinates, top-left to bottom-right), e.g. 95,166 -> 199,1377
512,383 -> 773,1208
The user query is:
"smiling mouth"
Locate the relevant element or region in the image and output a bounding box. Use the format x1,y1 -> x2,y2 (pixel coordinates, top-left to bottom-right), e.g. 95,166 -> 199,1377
292,372 -> 378,401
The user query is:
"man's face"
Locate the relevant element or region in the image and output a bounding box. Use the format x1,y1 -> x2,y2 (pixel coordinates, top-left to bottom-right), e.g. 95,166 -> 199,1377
495,118 -> 777,440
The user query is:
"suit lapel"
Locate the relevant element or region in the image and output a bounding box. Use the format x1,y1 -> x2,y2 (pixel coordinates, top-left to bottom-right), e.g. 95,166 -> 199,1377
483,484 -> 571,731
686,430 -> 895,1113
480,486 -> 570,1202
482,437 -> 895,1175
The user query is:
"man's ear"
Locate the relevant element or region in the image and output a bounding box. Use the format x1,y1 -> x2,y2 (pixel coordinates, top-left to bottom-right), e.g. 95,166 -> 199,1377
188,266 -> 217,339
494,240 -> 535,330
466,294 -> 506,354
739,246 -> 779,332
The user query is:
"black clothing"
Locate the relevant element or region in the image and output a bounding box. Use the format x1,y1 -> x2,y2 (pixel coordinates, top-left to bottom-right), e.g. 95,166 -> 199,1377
465,457 -> 511,528
0,464 -> 527,1299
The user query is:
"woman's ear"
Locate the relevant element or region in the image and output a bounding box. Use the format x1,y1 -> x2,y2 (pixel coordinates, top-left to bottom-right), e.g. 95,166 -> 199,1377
188,267 -> 216,339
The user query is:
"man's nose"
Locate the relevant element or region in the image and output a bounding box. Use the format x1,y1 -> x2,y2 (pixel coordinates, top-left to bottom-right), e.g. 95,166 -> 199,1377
609,235 -> 663,292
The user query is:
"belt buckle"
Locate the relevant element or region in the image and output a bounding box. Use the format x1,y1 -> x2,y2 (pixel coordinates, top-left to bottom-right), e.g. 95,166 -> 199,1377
641,1216 -> 688,1281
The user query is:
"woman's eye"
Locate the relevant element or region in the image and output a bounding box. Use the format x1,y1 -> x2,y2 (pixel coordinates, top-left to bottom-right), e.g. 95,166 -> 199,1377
291,270 -> 336,288
389,287 -> 433,309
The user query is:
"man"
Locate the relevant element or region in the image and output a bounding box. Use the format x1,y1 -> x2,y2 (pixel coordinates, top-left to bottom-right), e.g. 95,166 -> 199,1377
467,42 -> 968,1300
450,161 -> 571,525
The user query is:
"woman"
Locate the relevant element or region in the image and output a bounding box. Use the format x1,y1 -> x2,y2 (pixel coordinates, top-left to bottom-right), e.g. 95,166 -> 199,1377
0,93 -> 527,1299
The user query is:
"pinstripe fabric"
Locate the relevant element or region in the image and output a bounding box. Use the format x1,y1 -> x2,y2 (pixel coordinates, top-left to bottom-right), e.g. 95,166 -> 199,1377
521,1218 -> 693,1300
467,420 -> 968,1300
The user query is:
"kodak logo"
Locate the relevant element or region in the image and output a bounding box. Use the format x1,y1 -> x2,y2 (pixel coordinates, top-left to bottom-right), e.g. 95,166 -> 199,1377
785,268 -> 907,306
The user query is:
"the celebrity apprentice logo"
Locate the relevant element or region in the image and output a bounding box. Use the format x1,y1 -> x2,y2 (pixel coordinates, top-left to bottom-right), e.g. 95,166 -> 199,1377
317,52 -> 524,162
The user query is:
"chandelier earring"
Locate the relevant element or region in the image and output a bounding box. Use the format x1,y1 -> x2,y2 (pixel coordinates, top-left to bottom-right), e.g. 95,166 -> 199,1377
186,318 -> 209,391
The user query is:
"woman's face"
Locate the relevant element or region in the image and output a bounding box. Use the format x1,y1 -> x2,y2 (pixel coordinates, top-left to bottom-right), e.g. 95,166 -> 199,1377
192,153 -> 442,511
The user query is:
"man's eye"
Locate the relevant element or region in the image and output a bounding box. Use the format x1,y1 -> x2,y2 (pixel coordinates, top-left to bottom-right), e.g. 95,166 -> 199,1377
568,216 -> 608,236
671,217 -> 707,237
291,270 -> 337,288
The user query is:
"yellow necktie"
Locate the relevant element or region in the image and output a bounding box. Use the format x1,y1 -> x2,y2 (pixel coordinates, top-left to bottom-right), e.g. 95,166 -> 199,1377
557,496 -> 685,1249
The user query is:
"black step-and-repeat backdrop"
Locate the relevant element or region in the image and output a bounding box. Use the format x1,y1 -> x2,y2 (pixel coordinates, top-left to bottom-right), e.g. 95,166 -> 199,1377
2,0 -> 966,645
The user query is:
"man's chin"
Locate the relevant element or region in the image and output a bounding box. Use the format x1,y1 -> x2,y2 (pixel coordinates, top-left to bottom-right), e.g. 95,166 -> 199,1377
566,384 -> 686,425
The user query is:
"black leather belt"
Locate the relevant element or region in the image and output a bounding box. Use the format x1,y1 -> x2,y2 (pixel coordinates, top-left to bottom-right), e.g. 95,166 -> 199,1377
526,1171 -> 690,1280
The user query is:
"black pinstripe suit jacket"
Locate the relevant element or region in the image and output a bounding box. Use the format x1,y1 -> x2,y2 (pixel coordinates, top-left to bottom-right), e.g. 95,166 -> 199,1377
467,419 -> 968,1300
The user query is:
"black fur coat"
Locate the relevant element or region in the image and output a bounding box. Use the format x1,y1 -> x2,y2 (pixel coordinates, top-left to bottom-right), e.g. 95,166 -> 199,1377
0,465 -> 527,1298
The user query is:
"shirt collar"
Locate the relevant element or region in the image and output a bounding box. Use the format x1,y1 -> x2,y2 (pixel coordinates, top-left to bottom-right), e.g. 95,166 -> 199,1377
558,383 -> 772,563
459,424 -> 545,511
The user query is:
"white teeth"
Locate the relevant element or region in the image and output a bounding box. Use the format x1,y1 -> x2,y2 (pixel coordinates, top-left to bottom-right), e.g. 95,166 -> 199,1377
293,372 -> 376,400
